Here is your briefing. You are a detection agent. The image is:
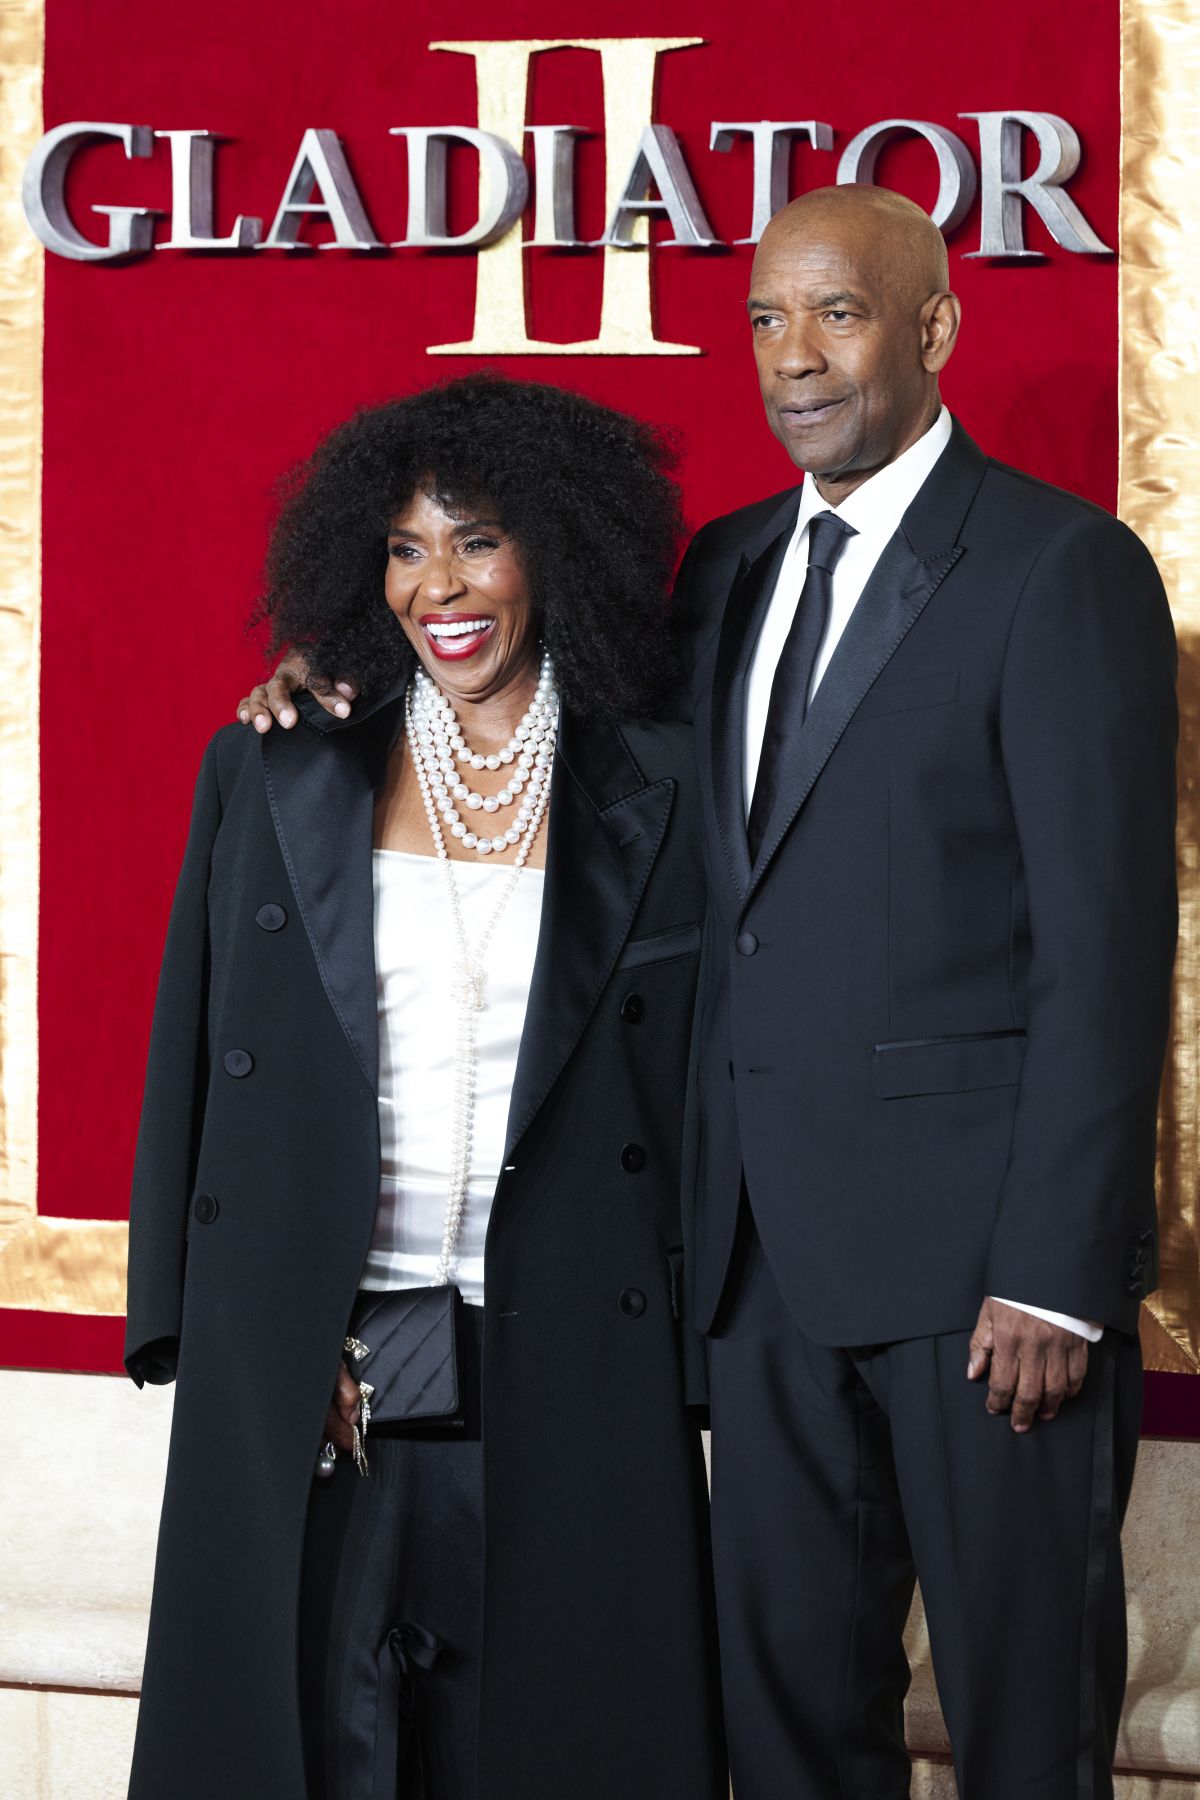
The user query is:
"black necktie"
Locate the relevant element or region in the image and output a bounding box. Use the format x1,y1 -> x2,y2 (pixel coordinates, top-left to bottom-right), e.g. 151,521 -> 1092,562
746,510 -> 856,863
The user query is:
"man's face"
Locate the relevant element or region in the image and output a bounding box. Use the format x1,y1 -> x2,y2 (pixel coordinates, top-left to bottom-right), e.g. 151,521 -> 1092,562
748,215 -> 944,492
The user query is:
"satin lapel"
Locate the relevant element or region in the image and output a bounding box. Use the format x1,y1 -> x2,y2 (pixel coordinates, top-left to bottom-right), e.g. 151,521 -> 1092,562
260,696 -> 403,1092
707,508 -> 798,898
746,532 -> 962,898
503,712 -> 675,1158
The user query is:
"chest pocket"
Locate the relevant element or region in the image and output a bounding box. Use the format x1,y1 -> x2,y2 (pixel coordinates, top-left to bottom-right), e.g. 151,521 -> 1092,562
616,922 -> 703,970
854,668 -> 959,722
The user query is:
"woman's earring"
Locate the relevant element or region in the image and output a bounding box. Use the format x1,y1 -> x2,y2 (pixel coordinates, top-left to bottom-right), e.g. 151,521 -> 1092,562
315,1441 -> 338,1480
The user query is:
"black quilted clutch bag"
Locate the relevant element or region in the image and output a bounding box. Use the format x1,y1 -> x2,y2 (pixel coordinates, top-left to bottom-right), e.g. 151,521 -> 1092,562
342,1287 -> 464,1470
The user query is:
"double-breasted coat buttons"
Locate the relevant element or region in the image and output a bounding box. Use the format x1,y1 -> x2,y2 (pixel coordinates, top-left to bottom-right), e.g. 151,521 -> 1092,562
620,993 -> 645,1024
619,1143 -> 646,1173
255,903 -> 287,931
618,1289 -> 646,1318
735,931 -> 758,956
223,1049 -> 254,1078
193,1193 -> 219,1225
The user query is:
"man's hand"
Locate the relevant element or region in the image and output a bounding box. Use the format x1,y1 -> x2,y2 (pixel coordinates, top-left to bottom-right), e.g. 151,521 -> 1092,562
967,1298 -> 1089,1432
236,651 -> 358,733
322,1360 -> 362,1453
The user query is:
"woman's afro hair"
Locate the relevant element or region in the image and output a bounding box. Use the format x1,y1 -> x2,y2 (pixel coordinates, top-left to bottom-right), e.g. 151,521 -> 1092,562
256,373 -> 687,719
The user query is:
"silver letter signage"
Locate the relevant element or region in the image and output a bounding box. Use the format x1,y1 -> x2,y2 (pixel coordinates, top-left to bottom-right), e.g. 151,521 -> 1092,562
21,71 -> 1117,351
836,119 -> 977,233
22,122 -> 158,262
261,128 -> 381,250
525,125 -> 584,247
390,127 -> 529,248
602,124 -> 717,247
961,111 -> 1112,256
710,122 -> 834,243
156,130 -> 262,250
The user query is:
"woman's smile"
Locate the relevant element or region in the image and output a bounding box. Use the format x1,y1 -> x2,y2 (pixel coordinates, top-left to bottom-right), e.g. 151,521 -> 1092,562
420,613 -> 498,661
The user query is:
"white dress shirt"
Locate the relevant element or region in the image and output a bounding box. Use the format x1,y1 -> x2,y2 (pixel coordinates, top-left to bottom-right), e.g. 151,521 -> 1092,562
743,407 -> 1101,1345
361,849 -> 545,1305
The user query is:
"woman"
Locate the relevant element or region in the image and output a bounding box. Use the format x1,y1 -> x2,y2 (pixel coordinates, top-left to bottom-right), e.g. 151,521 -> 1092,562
125,374 -> 725,1800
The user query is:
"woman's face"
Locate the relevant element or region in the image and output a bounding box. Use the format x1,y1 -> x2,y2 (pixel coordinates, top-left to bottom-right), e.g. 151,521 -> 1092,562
385,488 -> 538,705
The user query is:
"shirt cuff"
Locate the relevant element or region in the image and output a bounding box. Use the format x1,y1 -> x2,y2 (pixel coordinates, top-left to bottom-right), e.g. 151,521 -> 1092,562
989,1298 -> 1103,1343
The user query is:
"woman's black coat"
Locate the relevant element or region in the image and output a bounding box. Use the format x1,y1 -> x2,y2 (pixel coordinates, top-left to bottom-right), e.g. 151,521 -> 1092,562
124,683 -> 726,1799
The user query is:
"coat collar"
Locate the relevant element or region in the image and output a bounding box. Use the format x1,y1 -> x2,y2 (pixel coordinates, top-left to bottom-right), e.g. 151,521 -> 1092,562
502,709 -> 676,1158
260,687 -> 403,1091
261,685 -> 676,1163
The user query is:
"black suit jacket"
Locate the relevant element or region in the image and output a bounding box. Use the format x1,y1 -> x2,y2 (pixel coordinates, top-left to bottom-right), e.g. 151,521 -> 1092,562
124,690 -> 725,1800
679,419 -> 1178,1344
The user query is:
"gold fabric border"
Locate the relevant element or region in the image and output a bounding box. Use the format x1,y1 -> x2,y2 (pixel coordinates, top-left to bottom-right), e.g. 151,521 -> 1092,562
0,0 -> 127,1314
0,0 -> 42,1251
0,1216 -> 127,1312
1120,0 -> 1200,1373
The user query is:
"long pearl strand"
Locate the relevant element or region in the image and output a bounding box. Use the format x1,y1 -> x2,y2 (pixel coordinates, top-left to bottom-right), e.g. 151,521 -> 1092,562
410,653 -> 557,855
404,664 -> 555,1286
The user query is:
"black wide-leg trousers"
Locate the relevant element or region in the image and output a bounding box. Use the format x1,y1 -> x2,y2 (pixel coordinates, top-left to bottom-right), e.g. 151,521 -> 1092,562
706,1212 -> 1142,1800
297,1306 -> 484,1800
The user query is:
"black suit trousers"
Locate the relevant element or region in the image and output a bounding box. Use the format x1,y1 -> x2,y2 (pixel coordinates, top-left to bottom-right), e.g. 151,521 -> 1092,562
707,1211 -> 1141,1800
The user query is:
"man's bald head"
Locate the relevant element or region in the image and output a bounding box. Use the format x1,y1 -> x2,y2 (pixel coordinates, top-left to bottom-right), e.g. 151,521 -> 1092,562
747,184 -> 961,500
758,185 -> 950,309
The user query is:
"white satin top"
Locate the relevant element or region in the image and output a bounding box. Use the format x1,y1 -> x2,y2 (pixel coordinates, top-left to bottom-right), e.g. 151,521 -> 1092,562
360,849 -> 545,1304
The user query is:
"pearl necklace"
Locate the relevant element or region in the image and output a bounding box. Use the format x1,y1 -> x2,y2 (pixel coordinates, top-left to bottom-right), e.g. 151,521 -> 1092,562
404,667 -> 554,1285
410,654 -> 558,855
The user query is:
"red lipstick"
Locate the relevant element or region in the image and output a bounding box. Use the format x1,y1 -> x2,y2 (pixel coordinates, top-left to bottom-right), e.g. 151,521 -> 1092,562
419,615 -> 497,661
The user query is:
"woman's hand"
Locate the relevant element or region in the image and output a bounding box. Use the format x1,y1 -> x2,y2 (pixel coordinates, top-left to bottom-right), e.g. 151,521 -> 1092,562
322,1360 -> 362,1453
236,651 -> 358,733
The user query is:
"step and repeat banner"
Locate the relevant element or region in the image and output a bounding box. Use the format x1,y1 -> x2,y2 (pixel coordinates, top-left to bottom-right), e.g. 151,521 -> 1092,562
0,0 -> 1196,1405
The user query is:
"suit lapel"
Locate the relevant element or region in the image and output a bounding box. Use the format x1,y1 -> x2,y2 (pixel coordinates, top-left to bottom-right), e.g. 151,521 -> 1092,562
706,490 -> 801,899
260,683 -> 405,1092
746,534 -> 962,891
745,419 -> 988,899
503,712 -> 676,1157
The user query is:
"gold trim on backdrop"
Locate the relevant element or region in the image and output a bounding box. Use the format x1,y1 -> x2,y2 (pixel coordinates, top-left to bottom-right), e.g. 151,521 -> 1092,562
0,1217 -> 127,1313
0,0 -> 127,1315
1120,0 -> 1200,1372
0,0 -> 44,1252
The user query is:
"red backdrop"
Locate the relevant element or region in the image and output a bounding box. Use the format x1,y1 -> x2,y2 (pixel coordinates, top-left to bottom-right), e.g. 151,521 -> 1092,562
17,0 -> 1187,1431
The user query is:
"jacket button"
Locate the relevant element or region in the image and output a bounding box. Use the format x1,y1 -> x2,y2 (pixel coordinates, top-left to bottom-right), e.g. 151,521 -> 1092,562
223,1048 -> 254,1078
256,903 -> 287,931
619,1142 -> 646,1173
735,931 -> 758,956
193,1193 -> 219,1225
620,993 -> 645,1024
618,1289 -> 646,1318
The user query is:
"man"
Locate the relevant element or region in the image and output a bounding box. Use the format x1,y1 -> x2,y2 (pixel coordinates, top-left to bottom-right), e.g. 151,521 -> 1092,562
237,185 -> 1177,1796
675,185 -> 1177,1797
